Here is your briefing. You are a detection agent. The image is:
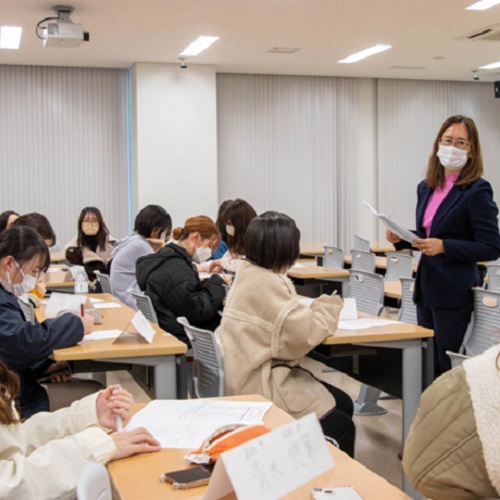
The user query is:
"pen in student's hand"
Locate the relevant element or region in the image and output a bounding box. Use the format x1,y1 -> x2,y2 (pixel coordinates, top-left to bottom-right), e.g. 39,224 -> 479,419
114,385 -> 123,432
80,304 -> 85,317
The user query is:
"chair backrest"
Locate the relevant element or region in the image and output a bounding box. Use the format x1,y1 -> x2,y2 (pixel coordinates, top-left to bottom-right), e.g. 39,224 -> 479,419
323,245 -> 344,269
486,263 -> 500,291
94,271 -> 114,295
385,252 -> 414,282
18,297 -> 35,324
350,249 -> 376,273
177,317 -> 224,398
76,463 -> 112,500
397,278 -> 417,324
353,234 -> 371,252
349,270 -> 384,316
465,288 -> 500,356
128,290 -> 158,325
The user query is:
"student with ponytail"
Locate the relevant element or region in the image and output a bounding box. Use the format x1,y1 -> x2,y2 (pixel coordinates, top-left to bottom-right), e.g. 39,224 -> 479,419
136,216 -> 226,344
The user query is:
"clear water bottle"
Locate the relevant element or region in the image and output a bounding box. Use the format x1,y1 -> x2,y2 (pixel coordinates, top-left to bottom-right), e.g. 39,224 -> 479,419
73,268 -> 89,295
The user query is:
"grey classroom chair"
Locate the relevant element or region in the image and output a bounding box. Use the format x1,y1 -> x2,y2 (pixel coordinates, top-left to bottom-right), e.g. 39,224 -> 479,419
353,234 -> 371,252
350,249 -> 376,273
77,462 -> 112,500
349,270 -> 386,415
348,270 -> 384,316
323,245 -> 344,269
128,289 -> 159,325
177,317 -> 224,398
463,288 -> 500,357
18,297 -> 35,324
397,278 -> 417,325
94,271 -> 114,295
385,252 -> 414,282
485,263 -> 500,291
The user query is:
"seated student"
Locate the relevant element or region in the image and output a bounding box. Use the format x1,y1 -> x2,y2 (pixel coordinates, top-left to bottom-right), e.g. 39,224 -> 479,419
207,199 -> 232,261
136,216 -> 226,345
0,360 -> 160,499
11,212 -> 57,307
0,211 -> 19,233
199,198 -> 257,275
215,211 -> 356,457
110,205 -> 172,310
0,226 -> 94,418
65,207 -> 116,281
402,344 -> 500,500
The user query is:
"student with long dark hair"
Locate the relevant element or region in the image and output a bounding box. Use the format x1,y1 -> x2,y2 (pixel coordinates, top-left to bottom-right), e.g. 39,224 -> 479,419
65,207 -> 116,281
0,226 -> 94,418
216,211 -> 356,457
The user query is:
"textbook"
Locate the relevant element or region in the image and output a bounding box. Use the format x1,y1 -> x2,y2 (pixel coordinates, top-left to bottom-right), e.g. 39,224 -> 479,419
363,200 -> 416,244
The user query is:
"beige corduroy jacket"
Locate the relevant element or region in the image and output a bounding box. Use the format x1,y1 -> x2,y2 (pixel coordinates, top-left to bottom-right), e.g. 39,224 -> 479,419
215,260 -> 343,420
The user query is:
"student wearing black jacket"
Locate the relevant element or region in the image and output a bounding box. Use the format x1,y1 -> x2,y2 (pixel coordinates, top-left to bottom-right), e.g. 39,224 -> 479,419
136,216 -> 226,345
0,227 -> 94,418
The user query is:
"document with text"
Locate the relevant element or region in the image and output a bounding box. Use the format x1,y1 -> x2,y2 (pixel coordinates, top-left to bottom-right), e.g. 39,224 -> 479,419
363,200 -> 416,243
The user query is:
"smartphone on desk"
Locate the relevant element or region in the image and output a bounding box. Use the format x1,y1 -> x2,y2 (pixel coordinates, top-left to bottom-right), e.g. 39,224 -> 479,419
160,465 -> 213,489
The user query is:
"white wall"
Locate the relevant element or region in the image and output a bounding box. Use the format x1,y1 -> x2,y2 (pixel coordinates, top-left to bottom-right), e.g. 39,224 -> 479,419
130,63 -> 219,229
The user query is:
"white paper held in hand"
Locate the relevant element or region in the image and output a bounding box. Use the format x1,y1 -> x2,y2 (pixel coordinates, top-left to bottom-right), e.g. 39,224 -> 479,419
363,200 -> 416,243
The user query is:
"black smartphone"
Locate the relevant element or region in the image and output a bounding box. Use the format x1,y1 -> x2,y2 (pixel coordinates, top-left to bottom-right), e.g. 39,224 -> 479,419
160,465 -> 213,490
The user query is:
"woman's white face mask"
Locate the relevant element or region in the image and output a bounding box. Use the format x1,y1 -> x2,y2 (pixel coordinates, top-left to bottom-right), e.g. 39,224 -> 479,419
0,261 -> 37,297
436,145 -> 468,171
195,246 -> 212,263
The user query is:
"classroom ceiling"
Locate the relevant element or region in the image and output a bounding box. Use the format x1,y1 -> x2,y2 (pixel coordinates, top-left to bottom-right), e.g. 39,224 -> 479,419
2,0 -> 500,82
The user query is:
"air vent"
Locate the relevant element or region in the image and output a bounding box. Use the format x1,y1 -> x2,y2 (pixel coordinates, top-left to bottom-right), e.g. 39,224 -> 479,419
461,24 -> 500,41
267,47 -> 300,54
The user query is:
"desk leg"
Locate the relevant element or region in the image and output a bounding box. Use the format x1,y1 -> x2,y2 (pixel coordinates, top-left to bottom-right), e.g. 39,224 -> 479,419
402,341 -> 422,499
153,356 -> 177,399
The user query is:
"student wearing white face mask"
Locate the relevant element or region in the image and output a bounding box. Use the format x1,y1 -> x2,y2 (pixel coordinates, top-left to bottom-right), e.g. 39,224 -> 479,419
387,115 -> 500,377
136,216 -> 226,345
0,227 -> 94,418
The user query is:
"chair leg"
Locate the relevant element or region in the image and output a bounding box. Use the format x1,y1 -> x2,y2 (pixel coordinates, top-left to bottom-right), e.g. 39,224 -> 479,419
354,384 -> 387,416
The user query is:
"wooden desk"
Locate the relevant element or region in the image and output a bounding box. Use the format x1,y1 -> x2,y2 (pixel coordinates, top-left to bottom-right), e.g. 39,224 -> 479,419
384,281 -> 402,300
44,264 -> 74,291
50,249 -> 67,263
315,318 -> 433,497
288,265 -> 350,296
108,395 -> 409,500
36,294 -> 188,399
300,242 -> 396,259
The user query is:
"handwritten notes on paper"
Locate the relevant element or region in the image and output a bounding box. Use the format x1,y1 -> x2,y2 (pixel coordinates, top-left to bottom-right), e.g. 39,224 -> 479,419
125,400 -> 272,448
205,413 -> 334,500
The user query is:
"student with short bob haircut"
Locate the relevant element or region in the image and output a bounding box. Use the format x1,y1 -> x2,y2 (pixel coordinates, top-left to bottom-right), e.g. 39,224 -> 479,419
12,212 -> 56,248
216,211 -> 356,456
111,205 -> 172,309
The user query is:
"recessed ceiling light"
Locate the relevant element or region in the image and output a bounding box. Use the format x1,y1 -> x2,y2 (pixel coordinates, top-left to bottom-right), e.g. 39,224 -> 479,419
0,26 -> 22,49
479,60 -> 500,69
338,44 -> 391,64
179,36 -> 219,57
466,0 -> 500,10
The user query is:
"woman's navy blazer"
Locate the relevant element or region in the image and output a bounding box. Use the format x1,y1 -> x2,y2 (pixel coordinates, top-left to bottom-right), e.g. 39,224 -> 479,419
410,178 -> 500,308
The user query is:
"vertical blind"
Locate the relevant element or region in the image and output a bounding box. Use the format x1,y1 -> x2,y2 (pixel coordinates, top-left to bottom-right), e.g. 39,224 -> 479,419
217,73 -> 359,250
0,65 -> 129,246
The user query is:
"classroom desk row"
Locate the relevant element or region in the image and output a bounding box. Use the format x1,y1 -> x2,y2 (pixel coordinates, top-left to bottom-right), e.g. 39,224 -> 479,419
37,292 -> 432,497
300,241 -> 396,257
108,395 -> 411,500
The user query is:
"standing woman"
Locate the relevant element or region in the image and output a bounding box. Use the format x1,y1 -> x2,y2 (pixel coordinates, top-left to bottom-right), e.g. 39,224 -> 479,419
65,207 -> 116,281
387,115 -> 500,376
136,216 -> 226,345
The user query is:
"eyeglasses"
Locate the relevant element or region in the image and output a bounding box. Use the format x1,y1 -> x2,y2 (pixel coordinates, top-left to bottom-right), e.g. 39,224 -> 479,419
440,137 -> 470,150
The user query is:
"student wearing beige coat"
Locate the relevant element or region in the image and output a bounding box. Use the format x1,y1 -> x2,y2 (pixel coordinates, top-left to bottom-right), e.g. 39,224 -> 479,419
216,211 -> 355,457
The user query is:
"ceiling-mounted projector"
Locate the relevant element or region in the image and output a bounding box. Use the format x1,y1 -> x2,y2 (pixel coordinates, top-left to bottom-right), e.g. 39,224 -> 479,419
36,5 -> 89,48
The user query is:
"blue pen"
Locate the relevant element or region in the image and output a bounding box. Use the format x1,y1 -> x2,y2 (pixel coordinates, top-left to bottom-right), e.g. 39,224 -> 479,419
114,385 -> 123,432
